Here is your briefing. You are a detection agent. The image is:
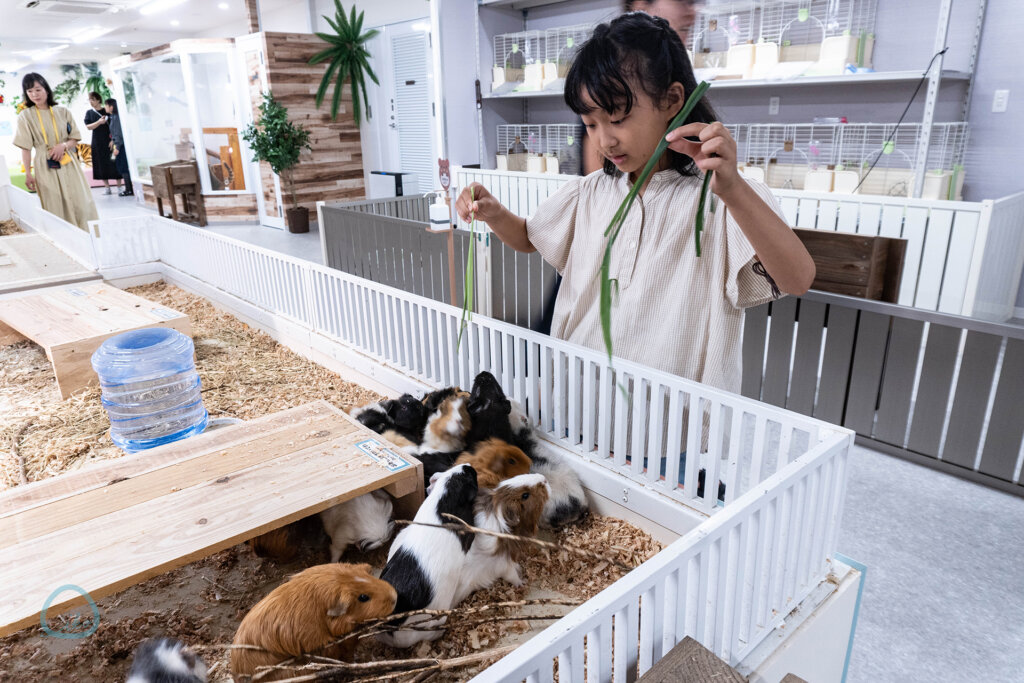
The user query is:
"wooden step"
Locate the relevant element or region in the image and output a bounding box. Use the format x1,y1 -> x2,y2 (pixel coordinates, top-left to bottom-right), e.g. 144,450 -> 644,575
0,281 -> 191,398
0,401 -> 423,637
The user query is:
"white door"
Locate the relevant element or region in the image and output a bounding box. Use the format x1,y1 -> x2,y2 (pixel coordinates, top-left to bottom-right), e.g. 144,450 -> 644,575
362,19 -> 440,198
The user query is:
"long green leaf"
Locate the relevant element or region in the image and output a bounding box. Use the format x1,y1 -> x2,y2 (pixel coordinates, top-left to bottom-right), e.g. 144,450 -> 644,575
695,169 -> 713,257
458,187 -> 477,351
598,81 -> 712,365
314,57 -> 341,108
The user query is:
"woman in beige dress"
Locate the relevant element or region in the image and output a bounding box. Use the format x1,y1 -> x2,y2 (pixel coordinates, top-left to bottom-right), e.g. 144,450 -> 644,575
13,73 -> 99,231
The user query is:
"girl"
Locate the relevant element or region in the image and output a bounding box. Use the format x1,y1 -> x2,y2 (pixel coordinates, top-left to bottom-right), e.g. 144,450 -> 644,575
13,73 -> 99,231
456,13 -> 814,395
104,98 -> 134,197
84,91 -> 123,195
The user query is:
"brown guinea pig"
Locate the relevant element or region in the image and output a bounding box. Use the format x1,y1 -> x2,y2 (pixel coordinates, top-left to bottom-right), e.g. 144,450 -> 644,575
230,563 -> 397,682
246,515 -> 323,563
455,438 -> 532,489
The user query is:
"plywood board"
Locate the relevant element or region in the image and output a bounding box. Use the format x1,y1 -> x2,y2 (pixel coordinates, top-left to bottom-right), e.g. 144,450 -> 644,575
0,401 -> 423,637
0,282 -> 192,398
0,234 -> 95,294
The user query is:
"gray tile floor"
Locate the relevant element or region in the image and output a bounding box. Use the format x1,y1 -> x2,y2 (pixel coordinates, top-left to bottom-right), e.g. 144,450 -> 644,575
91,187 -> 1024,683
91,187 -> 324,264
839,443 -> 1024,683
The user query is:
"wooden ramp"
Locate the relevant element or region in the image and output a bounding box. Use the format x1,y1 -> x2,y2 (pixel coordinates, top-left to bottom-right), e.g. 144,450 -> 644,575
0,234 -> 96,294
0,282 -> 191,398
0,401 -> 423,637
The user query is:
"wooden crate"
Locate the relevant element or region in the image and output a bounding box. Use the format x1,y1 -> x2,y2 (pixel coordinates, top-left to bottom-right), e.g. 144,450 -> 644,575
0,282 -> 191,398
794,228 -> 907,303
0,401 -> 424,637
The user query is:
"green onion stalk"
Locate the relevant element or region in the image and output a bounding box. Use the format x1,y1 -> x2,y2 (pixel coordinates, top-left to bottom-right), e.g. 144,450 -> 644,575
457,186 -> 477,351
599,81 -> 713,365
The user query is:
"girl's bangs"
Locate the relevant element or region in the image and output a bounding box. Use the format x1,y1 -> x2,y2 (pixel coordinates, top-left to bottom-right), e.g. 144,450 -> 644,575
564,43 -> 636,116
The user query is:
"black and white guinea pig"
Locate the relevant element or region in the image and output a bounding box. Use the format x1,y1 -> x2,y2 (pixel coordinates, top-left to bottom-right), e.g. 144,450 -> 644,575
126,637 -> 207,683
319,490 -> 395,562
463,371 -> 515,449
377,463 -> 478,648
350,394 -> 429,445
453,473 -> 550,606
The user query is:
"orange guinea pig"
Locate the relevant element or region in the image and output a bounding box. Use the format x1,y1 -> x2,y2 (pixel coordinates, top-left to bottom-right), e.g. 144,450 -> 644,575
455,438 -> 532,489
230,563 -> 397,682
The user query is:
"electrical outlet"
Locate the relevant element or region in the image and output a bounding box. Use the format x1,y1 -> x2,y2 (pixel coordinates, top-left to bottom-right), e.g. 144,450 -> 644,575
992,89 -> 1009,113
769,96 -> 780,116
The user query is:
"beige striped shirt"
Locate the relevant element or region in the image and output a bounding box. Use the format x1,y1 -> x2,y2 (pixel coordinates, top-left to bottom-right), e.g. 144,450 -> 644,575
526,168 -> 783,394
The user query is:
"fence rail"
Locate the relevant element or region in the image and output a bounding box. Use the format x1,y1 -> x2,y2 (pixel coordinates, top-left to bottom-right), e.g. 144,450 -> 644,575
451,167 -> 1024,322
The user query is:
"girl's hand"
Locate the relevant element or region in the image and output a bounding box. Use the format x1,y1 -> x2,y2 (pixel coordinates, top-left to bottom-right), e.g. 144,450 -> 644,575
455,182 -> 502,224
48,143 -> 66,161
25,173 -> 36,191
665,121 -> 743,199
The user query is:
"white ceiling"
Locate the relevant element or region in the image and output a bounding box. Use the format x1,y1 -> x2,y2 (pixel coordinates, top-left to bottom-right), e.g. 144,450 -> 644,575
0,0 -> 293,73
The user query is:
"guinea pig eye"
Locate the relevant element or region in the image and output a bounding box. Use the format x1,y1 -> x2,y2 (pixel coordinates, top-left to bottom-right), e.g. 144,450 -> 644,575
358,593 -> 371,602
508,458 -> 517,465
521,492 -> 530,500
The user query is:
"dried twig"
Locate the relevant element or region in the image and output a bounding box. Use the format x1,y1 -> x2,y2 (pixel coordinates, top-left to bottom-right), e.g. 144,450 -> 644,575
356,612 -> 570,639
396,515 -> 636,572
267,645 -> 518,683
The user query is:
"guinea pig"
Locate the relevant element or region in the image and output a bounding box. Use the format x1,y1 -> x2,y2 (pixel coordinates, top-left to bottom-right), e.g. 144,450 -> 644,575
455,438 -> 532,489
463,372 -> 514,449
319,490 -> 395,563
349,394 -> 430,445
415,451 -> 460,490
507,400 -> 589,529
418,392 -> 471,453
126,637 -> 207,683
247,515 -> 325,563
421,386 -> 465,413
453,473 -> 550,605
231,563 -> 397,682
377,463 -> 478,648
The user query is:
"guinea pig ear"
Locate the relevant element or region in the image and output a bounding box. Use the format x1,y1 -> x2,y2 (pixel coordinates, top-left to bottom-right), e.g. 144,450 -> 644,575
351,563 -> 373,574
327,595 -> 350,618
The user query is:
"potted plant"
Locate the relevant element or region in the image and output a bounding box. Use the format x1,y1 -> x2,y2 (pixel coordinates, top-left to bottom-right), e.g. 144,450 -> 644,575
309,1 -> 379,123
241,92 -> 313,233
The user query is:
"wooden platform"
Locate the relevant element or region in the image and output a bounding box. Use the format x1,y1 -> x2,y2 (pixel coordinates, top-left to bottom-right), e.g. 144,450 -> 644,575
0,234 -> 95,294
0,401 -> 424,637
0,282 -> 191,398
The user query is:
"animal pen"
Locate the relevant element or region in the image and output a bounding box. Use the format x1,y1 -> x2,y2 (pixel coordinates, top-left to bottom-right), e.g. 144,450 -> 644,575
2,171 -> 861,681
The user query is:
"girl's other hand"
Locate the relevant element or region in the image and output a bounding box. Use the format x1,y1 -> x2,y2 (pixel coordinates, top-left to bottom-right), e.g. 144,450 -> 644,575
25,173 -> 36,191
665,121 -> 742,198
455,182 -> 501,223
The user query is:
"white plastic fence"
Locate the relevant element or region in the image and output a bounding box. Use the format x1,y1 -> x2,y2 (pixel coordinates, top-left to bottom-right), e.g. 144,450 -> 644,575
452,167 -> 1024,322
3,183 -> 853,679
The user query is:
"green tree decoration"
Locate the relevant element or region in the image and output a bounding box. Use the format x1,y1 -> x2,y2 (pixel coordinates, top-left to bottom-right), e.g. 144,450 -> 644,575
309,1 -> 379,123
241,92 -> 312,210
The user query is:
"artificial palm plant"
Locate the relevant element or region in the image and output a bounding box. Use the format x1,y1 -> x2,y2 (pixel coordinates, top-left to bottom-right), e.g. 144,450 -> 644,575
309,1 -> 379,123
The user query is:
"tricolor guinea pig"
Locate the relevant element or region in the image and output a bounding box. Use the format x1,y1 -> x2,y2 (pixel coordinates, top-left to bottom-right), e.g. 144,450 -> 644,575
418,391 -> 471,453
230,563 -> 397,682
377,463 -> 478,648
453,473 -> 550,606
126,637 -> 207,683
455,438 -> 532,489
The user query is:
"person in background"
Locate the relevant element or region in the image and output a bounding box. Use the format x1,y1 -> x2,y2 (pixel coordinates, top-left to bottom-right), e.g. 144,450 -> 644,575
13,73 -> 98,231
104,98 -> 134,197
583,0 -> 703,175
84,91 -> 123,195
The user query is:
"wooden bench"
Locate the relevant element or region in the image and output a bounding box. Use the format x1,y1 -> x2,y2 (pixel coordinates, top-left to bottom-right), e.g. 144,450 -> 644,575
0,401 -> 423,637
0,282 -> 191,399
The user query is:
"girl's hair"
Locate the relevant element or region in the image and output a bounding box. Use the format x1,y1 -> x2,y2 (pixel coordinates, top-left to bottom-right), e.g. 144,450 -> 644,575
22,73 -> 56,108
89,91 -> 103,102
105,98 -> 119,115
565,12 -> 717,177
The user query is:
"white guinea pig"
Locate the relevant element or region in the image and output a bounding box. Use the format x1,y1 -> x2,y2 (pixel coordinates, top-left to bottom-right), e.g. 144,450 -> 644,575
454,473 -> 550,606
126,637 -> 207,683
319,489 -> 395,563
377,463 -> 478,648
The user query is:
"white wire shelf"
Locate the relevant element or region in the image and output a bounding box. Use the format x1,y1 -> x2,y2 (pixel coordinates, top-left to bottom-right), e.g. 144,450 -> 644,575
482,69 -> 971,100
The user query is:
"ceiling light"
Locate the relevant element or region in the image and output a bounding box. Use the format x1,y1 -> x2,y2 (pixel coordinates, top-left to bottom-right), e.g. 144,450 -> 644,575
139,0 -> 189,16
171,19 -> 180,26
218,2 -> 228,8
26,44 -> 69,62
72,25 -> 115,44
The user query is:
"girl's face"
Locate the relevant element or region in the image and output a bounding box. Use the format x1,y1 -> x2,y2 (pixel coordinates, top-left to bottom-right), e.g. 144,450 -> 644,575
634,0 -> 701,44
104,104 -> 114,114
26,82 -> 49,107
580,82 -> 685,176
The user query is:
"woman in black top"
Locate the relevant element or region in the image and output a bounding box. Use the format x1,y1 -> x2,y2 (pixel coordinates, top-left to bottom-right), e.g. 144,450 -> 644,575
104,98 -> 134,197
84,91 -> 122,194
